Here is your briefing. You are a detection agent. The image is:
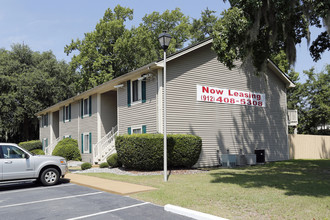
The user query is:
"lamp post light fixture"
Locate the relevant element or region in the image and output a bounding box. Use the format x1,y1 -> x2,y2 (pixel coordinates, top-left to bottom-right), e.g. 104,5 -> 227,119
158,31 -> 172,182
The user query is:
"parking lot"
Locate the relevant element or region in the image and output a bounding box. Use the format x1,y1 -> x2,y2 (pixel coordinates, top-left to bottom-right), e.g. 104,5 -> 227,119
0,180 -> 193,220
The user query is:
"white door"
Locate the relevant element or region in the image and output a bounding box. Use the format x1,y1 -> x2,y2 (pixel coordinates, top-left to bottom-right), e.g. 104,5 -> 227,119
1,145 -> 34,180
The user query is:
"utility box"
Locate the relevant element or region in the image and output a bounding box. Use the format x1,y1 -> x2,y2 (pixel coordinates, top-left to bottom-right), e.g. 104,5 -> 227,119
220,154 -> 237,167
245,154 -> 257,165
255,150 -> 265,163
236,154 -> 247,166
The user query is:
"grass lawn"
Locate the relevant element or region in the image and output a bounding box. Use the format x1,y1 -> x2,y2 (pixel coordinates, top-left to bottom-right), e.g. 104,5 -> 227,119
82,160 -> 330,219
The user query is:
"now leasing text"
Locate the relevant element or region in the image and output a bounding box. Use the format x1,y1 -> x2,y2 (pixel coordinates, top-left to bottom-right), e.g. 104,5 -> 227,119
196,85 -> 266,107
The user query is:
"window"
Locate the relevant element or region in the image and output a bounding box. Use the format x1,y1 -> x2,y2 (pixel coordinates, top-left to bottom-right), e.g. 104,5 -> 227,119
81,133 -> 91,154
41,114 -> 48,127
127,78 -> 146,106
64,105 -> 71,122
81,96 -> 91,118
132,80 -> 141,102
128,125 -> 146,135
84,134 -> 89,153
42,138 -> 48,150
1,145 -> 26,159
83,98 -> 89,115
133,128 -> 142,134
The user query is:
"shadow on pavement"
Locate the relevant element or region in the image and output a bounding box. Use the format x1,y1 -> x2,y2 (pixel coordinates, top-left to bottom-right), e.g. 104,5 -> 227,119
0,178 -> 71,192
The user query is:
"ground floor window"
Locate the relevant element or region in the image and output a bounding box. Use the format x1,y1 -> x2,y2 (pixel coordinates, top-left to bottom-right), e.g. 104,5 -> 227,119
128,125 -> 146,135
133,127 -> 142,134
81,133 -> 91,154
42,138 -> 48,150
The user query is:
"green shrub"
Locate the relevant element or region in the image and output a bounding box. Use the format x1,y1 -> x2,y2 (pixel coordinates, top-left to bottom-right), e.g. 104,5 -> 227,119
19,140 -> 42,151
81,162 -> 92,170
116,134 -> 162,170
52,138 -> 81,161
168,134 -> 202,168
106,153 -> 122,168
99,162 -> 109,168
30,149 -> 45,155
116,134 -> 202,170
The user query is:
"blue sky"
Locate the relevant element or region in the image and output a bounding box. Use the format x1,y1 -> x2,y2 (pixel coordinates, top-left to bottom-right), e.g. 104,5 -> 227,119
1,0 -> 329,79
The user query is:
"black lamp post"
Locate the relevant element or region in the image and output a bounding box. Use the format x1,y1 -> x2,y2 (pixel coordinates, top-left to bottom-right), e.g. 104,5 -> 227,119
158,31 -> 171,182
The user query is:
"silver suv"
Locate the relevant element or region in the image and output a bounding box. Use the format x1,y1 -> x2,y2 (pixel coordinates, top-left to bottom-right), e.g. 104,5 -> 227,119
0,143 -> 68,186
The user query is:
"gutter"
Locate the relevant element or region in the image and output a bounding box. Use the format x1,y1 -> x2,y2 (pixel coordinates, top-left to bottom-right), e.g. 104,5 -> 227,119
36,62 -> 161,116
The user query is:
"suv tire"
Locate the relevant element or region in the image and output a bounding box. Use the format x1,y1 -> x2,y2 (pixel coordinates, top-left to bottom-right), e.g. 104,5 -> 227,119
40,168 -> 59,186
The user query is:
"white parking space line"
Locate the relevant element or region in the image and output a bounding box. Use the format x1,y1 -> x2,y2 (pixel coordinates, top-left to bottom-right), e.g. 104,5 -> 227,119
0,183 -> 75,195
0,192 -> 103,209
66,202 -> 150,220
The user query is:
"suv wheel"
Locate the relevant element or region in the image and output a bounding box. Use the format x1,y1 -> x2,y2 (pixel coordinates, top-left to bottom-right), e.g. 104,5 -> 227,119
40,168 -> 59,186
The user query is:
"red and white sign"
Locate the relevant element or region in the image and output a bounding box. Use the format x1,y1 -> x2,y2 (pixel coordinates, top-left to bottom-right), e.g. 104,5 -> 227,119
197,85 -> 266,107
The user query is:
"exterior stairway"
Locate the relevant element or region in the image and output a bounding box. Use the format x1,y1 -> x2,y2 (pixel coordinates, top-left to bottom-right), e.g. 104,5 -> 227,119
93,125 -> 118,164
44,137 -> 61,155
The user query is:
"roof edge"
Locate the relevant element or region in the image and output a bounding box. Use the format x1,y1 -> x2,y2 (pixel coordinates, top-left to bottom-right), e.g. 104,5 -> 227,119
267,59 -> 296,88
36,62 -> 159,116
36,39 -> 295,116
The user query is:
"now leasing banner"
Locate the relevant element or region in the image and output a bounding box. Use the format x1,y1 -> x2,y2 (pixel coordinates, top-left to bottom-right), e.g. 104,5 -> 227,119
197,85 -> 266,107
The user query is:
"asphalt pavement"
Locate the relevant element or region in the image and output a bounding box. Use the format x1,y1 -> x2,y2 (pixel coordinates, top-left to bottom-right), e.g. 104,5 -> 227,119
0,180 -> 193,220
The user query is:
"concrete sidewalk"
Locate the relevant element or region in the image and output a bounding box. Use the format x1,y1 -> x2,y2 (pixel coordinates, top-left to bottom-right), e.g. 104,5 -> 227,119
65,173 -> 156,195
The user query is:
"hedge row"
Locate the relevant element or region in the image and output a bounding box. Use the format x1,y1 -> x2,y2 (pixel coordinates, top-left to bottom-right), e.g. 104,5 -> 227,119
116,134 -> 202,170
52,138 -> 81,161
18,140 -> 42,151
31,149 -> 45,155
107,153 -> 122,168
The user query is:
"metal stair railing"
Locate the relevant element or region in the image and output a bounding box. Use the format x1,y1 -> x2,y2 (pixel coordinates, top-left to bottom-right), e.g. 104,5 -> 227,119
44,137 -> 61,155
93,125 -> 118,163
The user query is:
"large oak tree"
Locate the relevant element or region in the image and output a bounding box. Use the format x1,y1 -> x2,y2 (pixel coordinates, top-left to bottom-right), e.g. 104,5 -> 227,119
0,44 -> 77,142
212,0 -> 330,71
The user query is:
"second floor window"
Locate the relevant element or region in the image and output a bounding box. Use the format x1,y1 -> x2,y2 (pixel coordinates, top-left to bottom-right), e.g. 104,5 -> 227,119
127,78 -> 146,106
41,113 -> 48,127
132,80 -> 141,102
64,104 -> 71,122
83,98 -> 89,116
81,96 -> 92,118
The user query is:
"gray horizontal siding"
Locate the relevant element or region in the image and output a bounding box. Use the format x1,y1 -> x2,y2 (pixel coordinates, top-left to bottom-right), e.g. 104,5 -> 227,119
79,94 -> 98,140
60,102 -> 79,141
166,44 -> 288,167
79,94 -> 98,163
58,94 -> 98,163
118,75 -> 158,135
39,119 -> 50,148
101,91 -> 117,137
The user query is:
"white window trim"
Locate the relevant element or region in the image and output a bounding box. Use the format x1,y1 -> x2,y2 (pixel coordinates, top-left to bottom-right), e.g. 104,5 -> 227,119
83,132 -> 90,154
64,105 -> 70,122
131,78 -> 142,105
83,98 -> 90,117
131,125 -> 143,134
42,114 -> 48,127
43,138 -> 48,148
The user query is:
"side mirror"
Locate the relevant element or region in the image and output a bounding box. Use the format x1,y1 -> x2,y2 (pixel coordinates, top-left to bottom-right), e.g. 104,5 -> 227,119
24,153 -> 30,159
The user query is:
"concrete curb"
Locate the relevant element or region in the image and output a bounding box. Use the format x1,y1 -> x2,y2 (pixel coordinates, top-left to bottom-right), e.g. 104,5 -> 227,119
164,204 -> 228,220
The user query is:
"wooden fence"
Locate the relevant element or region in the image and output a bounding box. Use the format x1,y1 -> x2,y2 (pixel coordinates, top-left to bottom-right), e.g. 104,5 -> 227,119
289,134 -> 330,159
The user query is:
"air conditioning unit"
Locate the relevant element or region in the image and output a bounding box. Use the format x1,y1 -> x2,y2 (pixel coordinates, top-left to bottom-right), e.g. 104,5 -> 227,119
236,154 -> 247,166
220,154 -> 237,167
245,154 -> 256,165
